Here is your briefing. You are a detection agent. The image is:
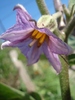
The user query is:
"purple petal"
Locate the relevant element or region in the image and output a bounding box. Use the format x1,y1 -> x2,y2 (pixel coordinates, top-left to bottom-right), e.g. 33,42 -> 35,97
49,36 -> 72,55
14,38 -> 42,65
2,4 -> 34,35
37,27 -> 58,38
0,27 -> 34,42
27,44 -> 42,65
13,4 -> 32,23
38,28 -> 72,55
1,39 -> 23,49
1,37 -> 42,65
0,4 -> 35,42
15,38 -> 32,57
14,4 -> 35,28
43,42 -> 61,73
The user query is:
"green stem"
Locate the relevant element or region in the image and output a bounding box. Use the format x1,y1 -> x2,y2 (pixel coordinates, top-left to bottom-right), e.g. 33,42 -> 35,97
62,4 -> 70,21
36,0 -> 72,100
59,56 -> 71,100
59,15 -> 75,100
52,11 -> 62,19
54,28 -> 65,40
53,0 -> 63,12
36,0 -> 49,15
64,16 -> 75,42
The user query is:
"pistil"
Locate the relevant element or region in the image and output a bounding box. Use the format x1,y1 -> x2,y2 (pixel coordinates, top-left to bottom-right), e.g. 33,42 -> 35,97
29,39 -> 37,47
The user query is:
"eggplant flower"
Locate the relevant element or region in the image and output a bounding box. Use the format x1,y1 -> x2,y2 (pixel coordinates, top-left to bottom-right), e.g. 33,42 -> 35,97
0,4 -> 72,73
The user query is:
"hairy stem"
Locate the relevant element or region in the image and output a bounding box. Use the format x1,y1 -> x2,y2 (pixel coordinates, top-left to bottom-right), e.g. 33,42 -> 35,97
64,16 -> 75,42
36,0 -> 49,15
62,4 -> 70,21
59,56 -> 71,100
36,0 -> 72,100
53,0 -> 71,100
53,0 -> 65,30
54,28 -> 65,40
52,11 -> 62,19
53,0 -> 63,12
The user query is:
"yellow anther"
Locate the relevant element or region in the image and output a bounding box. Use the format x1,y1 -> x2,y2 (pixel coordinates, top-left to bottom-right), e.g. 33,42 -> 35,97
30,29 -> 48,47
39,34 -> 46,44
35,32 -> 43,39
32,30 -> 38,37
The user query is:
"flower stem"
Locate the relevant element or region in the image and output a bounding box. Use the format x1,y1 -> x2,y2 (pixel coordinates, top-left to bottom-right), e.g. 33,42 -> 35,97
36,0 -> 72,100
53,0 -> 63,12
62,5 -> 70,21
53,1 -> 72,100
64,16 -> 75,42
36,0 -> 49,15
52,11 -> 62,19
59,56 -> 71,100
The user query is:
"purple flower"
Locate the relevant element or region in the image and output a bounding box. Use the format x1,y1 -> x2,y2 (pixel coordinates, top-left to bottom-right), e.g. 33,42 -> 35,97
0,4 -> 72,73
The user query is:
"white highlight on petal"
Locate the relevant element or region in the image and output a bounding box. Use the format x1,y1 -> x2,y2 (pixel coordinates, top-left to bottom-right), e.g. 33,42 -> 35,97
13,4 -> 28,13
1,41 -> 11,50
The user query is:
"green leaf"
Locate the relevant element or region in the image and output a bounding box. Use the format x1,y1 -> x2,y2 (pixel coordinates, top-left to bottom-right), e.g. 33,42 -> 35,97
30,92 -> 42,100
22,92 -> 42,100
0,82 -> 24,100
68,54 -> 75,60
68,0 -> 75,9
68,54 -> 75,65
23,93 -> 32,100
68,36 -> 75,49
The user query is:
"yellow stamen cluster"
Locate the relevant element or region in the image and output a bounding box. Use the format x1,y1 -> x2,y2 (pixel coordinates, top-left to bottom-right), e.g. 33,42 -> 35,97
29,30 -> 48,47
